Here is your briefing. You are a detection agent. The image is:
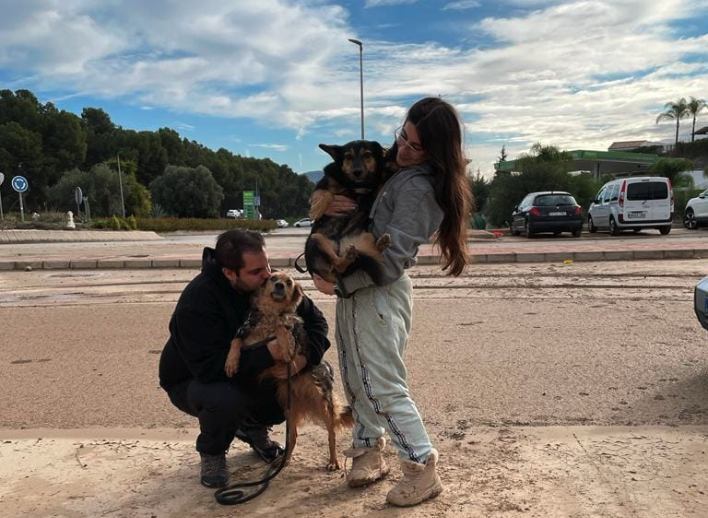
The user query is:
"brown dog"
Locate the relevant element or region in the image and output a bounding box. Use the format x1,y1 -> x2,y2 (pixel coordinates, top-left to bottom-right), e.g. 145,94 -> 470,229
225,271 -> 353,470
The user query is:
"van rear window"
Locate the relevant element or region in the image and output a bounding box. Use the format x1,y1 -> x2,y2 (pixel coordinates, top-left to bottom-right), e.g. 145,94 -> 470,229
626,182 -> 668,200
534,194 -> 576,206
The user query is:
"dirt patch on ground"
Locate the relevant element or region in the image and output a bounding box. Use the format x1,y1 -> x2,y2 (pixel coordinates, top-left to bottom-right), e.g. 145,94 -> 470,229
1,425 -> 706,517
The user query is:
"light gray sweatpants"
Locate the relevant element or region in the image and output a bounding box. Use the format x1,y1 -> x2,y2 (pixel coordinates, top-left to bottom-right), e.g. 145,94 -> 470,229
335,273 -> 433,463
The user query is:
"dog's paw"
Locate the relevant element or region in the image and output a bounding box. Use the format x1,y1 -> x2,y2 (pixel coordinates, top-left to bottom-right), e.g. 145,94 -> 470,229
224,354 -> 238,377
376,233 -> 391,251
326,459 -> 341,471
225,338 -> 242,377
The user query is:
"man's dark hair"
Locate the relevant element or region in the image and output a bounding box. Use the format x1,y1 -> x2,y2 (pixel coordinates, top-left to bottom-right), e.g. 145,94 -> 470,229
215,230 -> 265,272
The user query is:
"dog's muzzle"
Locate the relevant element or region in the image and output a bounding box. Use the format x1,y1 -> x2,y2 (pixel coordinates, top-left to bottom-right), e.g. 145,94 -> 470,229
271,282 -> 286,301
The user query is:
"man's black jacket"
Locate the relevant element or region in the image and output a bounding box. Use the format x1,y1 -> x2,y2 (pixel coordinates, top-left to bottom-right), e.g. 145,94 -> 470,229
159,248 -> 330,392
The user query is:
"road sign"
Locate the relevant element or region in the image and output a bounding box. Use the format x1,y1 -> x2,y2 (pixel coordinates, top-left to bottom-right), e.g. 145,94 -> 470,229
12,175 -> 28,193
243,191 -> 256,219
74,187 -> 83,206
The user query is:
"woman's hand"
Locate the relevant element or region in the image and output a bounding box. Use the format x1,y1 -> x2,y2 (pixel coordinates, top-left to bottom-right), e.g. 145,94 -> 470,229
312,274 -> 336,295
323,195 -> 357,217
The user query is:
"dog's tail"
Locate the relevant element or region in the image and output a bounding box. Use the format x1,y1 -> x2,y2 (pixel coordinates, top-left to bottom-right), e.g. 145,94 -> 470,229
337,403 -> 355,429
331,396 -> 355,429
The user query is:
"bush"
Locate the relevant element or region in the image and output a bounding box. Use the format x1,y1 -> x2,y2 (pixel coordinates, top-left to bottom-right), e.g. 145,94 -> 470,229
46,164 -> 151,217
149,165 -> 224,218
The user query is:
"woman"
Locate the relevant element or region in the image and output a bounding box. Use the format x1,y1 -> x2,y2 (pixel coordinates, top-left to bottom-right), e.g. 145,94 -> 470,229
313,97 -> 472,507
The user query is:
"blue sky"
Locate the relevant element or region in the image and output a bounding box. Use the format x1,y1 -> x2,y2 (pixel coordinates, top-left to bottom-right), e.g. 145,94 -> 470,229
1,0 -> 707,177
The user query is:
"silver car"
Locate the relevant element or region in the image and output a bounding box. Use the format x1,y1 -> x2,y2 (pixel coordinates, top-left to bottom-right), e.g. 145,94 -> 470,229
696,276 -> 708,330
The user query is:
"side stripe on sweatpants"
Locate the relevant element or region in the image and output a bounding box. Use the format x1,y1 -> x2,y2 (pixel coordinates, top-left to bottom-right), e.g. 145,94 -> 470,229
335,274 -> 431,462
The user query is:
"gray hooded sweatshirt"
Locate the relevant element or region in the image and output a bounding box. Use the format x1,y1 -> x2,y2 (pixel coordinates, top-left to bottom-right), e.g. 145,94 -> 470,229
337,163 -> 444,296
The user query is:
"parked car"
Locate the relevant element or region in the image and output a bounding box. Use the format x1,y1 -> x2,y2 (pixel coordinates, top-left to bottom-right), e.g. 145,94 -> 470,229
293,218 -> 313,228
510,191 -> 582,238
226,209 -> 243,218
683,188 -> 708,230
275,219 -> 289,228
695,276 -> 708,330
587,176 -> 673,235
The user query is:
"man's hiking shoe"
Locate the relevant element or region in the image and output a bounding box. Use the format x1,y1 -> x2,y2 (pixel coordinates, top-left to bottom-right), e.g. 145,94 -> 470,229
234,426 -> 284,463
200,452 -> 228,488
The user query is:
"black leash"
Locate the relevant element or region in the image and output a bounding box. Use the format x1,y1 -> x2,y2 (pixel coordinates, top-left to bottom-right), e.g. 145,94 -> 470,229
293,252 -> 308,274
213,362 -> 293,505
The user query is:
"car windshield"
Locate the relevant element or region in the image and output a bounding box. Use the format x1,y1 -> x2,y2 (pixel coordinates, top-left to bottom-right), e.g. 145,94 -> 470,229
627,181 -> 668,200
534,194 -> 576,206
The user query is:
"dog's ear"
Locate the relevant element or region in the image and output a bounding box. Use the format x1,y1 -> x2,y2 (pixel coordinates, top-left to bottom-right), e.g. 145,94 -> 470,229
319,144 -> 343,161
370,141 -> 384,158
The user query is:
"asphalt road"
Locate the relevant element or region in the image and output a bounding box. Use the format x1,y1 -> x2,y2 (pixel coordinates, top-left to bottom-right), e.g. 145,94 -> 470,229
1,259 -> 705,431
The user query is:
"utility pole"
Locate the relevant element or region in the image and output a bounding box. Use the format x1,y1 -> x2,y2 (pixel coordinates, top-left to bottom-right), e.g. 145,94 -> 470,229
0,172 -> 4,221
117,154 -> 126,217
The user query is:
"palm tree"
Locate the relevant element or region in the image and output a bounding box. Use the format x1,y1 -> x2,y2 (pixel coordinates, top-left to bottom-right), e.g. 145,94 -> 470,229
687,97 -> 707,142
656,98 -> 689,146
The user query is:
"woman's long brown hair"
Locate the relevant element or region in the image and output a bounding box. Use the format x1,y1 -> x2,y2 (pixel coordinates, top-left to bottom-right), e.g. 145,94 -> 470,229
405,97 -> 472,276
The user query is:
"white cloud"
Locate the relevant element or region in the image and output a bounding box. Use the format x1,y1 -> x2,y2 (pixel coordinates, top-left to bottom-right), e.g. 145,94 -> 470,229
0,0 -> 706,175
253,143 -> 288,152
443,1 -> 481,10
365,0 -> 418,6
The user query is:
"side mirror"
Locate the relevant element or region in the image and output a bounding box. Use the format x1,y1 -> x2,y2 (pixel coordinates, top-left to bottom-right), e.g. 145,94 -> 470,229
700,194 -> 706,199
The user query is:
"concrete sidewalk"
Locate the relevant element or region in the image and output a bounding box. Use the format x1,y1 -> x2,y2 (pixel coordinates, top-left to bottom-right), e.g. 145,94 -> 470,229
0,425 -> 705,517
0,229 -> 163,244
1,228 -> 707,270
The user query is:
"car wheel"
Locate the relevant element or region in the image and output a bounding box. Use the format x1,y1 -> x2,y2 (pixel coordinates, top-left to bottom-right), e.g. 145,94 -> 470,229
609,217 -> 620,236
659,225 -> 671,235
572,228 -> 581,238
684,209 -> 698,230
588,216 -> 597,233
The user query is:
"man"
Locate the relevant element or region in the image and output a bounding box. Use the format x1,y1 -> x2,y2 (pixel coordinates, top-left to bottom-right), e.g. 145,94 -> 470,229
159,229 -> 330,488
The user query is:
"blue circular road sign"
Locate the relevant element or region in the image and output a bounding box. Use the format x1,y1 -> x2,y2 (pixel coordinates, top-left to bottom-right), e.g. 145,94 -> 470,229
12,175 -> 29,193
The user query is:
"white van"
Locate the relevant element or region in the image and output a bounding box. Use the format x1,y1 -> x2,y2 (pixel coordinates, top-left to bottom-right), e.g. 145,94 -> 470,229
587,176 -> 673,235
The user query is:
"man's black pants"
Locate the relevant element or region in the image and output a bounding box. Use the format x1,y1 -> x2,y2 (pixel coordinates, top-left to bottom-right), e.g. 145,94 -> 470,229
166,379 -> 285,455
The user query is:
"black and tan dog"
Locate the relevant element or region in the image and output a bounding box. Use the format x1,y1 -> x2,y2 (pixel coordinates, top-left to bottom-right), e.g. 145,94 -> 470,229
225,271 -> 353,470
305,140 -> 392,284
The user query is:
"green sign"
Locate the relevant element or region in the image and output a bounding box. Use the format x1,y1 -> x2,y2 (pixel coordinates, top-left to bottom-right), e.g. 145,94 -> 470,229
243,191 -> 256,219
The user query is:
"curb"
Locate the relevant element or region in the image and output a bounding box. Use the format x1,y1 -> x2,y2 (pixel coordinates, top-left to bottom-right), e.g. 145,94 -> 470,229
2,248 -> 707,271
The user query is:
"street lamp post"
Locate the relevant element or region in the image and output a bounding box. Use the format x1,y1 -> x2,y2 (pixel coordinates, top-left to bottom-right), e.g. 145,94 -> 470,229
117,153 -> 126,218
348,38 -> 364,139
